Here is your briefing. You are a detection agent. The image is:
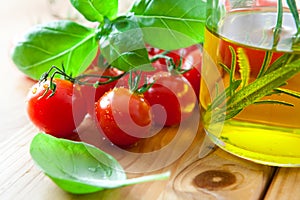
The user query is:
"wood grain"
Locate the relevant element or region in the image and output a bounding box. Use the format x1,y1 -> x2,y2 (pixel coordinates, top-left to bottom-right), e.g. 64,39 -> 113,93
265,168 -> 300,200
160,147 -> 274,200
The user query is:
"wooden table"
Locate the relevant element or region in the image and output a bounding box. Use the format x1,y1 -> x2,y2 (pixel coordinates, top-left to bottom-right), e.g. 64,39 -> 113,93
1,0 -> 300,199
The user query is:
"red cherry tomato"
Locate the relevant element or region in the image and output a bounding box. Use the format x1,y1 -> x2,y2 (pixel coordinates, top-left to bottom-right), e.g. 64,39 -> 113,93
147,44 -> 202,98
26,78 -> 86,138
80,66 -> 123,116
95,87 -> 152,147
181,48 -> 202,99
143,72 -> 197,126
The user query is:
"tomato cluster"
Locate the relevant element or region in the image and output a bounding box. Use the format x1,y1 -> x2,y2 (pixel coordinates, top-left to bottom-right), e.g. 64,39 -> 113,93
26,45 -> 202,147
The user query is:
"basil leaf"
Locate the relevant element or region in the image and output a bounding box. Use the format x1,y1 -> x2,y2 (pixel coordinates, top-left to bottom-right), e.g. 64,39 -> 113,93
130,0 -> 206,50
100,16 -> 153,71
11,20 -> 98,80
30,133 -> 170,194
70,0 -> 118,22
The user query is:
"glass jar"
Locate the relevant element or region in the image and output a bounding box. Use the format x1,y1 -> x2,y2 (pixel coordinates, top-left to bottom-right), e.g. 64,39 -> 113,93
200,0 -> 300,166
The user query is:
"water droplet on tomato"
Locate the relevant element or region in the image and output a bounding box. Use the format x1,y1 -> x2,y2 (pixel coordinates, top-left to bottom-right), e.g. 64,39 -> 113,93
43,83 -> 49,89
32,87 -> 37,94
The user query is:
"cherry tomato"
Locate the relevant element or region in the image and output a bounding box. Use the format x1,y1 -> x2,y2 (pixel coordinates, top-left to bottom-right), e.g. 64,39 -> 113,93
95,87 -> 152,147
147,44 -> 202,98
80,66 -> 123,116
181,48 -> 202,99
143,72 -> 197,126
26,78 -> 86,138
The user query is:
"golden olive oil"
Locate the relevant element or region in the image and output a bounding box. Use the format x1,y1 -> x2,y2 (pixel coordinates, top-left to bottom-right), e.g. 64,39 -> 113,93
201,11 -> 300,166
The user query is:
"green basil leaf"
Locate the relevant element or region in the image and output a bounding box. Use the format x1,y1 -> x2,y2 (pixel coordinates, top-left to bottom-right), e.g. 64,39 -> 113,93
30,133 -> 170,194
100,16 -> 153,71
130,0 -> 206,50
11,20 -> 98,80
70,0 -> 118,22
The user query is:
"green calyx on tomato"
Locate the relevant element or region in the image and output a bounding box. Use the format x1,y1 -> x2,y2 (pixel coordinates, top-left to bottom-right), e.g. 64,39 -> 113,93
39,64 -> 125,96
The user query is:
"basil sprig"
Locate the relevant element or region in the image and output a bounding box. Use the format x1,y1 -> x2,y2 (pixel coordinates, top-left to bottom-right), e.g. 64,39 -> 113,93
11,0 -> 206,80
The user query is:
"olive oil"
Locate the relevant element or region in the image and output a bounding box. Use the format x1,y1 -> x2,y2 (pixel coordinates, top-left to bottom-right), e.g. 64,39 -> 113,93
201,11 -> 300,166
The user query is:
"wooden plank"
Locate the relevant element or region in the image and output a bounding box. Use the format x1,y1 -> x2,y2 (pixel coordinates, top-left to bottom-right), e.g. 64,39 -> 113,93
265,168 -> 300,200
161,148 -> 275,200
0,91 -> 275,200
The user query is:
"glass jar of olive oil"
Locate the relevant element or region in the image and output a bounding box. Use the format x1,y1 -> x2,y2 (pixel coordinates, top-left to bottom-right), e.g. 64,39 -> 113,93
200,0 -> 300,166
